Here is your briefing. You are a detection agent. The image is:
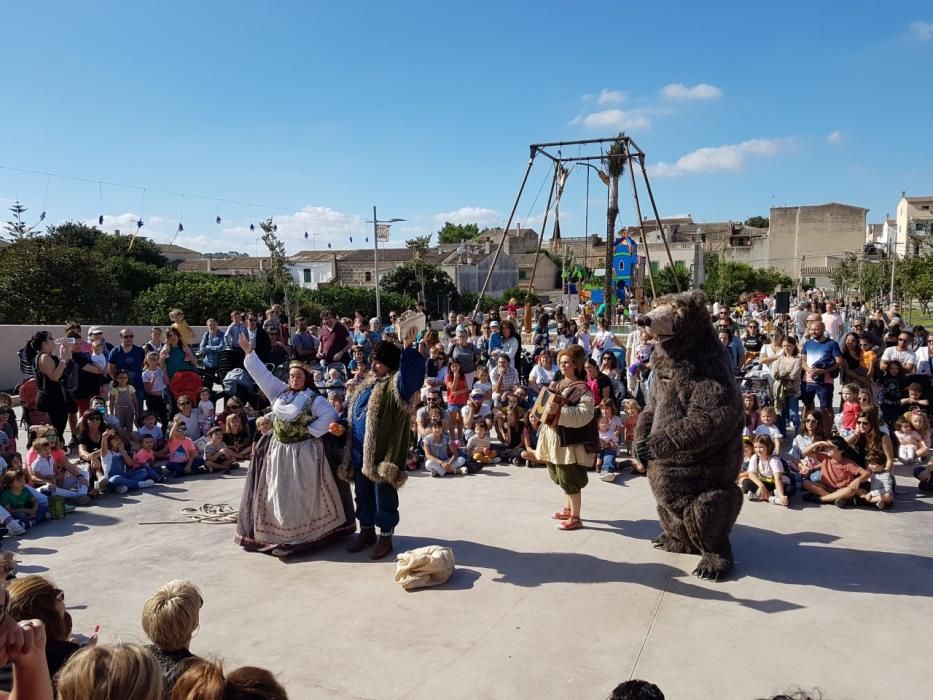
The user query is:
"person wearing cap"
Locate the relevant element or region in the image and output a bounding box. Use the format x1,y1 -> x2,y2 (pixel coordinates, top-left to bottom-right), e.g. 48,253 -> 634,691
461,390 -> 491,441
233,332 -> 352,558
341,326 -> 425,560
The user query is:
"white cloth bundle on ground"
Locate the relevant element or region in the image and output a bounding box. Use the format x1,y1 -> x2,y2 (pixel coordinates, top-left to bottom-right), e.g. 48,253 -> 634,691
394,545 -> 456,590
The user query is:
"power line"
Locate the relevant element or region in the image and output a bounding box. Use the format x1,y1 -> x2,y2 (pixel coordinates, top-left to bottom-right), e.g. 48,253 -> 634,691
0,163 -> 312,216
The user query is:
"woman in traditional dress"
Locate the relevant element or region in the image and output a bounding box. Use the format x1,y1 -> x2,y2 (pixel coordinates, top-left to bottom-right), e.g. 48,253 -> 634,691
233,333 -> 355,557
539,344 -> 598,531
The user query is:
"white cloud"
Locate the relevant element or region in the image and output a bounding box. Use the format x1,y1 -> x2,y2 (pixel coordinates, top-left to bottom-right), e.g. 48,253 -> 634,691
651,138 -> 794,177
596,88 -> 627,105
659,82 -> 723,100
827,130 -> 845,145
910,20 -> 933,40
433,206 -> 503,227
570,109 -> 652,131
85,204 -> 372,254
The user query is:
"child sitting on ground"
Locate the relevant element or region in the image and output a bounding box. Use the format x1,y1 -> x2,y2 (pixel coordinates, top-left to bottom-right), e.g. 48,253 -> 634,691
753,406 -> 783,454
901,382 -> 930,414
0,468 -> 45,528
423,419 -> 467,476
467,422 -> 497,465
27,437 -> 92,505
197,387 -> 215,437
165,421 -> 208,477
222,414 -> 252,461
204,427 -> 238,473
137,412 -> 168,459
895,415 -> 929,464
101,430 -> 158,493
597,398 -> 623,482
742,393 -> 761,436
132,435 -> 165,483
856,449 -> 894,510
742,435 -> 793,507
0,394 -> 16,456
621,399 -> 646,474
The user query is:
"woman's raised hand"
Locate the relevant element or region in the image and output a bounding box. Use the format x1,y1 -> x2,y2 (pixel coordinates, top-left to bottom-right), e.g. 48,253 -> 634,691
238,333 -> 252,355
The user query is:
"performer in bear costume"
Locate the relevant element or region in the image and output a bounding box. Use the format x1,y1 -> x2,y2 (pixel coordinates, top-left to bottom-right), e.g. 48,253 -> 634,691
634,291 -> 743,581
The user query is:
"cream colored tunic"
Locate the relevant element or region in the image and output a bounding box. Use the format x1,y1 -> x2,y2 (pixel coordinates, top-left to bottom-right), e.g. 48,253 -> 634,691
536,389 -> 596,466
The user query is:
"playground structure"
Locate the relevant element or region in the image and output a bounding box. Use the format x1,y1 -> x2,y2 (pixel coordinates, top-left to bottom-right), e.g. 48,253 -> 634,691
472,135 -> 679,326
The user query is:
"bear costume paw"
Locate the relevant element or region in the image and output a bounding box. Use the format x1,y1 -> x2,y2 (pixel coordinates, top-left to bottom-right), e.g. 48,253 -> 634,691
651,532 -> 698,554
692,553 -> 734,581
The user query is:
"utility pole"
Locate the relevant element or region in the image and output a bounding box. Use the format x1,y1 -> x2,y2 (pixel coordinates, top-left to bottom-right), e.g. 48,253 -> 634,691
367,208 -> 406,321
373,205 -> 380,320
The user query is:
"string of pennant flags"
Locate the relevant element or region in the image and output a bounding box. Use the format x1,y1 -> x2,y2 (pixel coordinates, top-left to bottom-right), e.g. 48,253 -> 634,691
0,164 -> 392,249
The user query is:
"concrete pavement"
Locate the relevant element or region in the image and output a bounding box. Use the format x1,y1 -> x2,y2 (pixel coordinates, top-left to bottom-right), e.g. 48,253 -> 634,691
6,459 -> 932,699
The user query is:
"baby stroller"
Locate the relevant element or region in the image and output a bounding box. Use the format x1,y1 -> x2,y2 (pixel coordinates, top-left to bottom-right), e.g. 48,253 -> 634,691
738,361 -> 774,408
320,362 -> 348,399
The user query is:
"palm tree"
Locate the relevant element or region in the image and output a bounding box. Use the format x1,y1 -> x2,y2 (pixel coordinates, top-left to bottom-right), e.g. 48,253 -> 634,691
604,134 -> 626,313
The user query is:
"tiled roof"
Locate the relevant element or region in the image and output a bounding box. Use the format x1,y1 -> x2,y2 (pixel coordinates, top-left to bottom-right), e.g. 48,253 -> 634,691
158,244 -> 200,255
178,257 -> 269,272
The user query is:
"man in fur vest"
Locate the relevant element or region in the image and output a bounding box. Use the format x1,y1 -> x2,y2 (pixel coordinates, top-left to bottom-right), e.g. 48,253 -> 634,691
342,327 -> 424,560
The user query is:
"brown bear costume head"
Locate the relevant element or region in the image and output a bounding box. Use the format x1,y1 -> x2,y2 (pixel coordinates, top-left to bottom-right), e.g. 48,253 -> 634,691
636,291 -> 720,360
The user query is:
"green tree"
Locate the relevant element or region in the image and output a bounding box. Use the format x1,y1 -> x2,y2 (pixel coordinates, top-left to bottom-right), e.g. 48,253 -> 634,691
381,262 -> 458,315
45,221 -> 169,268
604,134 -> 626,305
301,286 -> 413,322
744,216 -> 770,229
436,222 -> 479,244
0,240 -> 105,323
2,201 -> 41,241
653,265 -> 692,295
405,235 -> 433,302
703,257 -> 794,305
131,273 -> 270,324
259,218 -> 296,308
496,287 -> 540,306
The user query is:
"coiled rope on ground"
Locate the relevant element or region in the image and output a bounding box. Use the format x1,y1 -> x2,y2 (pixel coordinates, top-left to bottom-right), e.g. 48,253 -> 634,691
139,503 -> 238,526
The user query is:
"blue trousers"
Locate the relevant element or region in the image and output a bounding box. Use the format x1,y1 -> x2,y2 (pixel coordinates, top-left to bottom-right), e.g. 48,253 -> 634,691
800,382 -> 833,410
109,467 -> 156,488
166,458 -> 207,475
779,394 -> 800,435
353,467 -> 400,533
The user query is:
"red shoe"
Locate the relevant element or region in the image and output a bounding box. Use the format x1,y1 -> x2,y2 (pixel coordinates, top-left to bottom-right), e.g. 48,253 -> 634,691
558,516 -> 583,531
552,508 -> 571,520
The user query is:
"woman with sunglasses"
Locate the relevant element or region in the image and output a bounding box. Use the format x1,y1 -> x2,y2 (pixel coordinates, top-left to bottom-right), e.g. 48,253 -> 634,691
788,407 -> 832,483
845,405 -> 894,472
7,575 -> 89,685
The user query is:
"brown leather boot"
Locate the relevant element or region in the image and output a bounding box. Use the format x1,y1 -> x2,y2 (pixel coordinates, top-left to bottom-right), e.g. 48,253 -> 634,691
369,533 -> 394,560
346,527 -> 377,553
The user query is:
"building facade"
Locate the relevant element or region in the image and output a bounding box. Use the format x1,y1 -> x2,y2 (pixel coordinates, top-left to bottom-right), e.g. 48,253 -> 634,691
895,193 -> 933,256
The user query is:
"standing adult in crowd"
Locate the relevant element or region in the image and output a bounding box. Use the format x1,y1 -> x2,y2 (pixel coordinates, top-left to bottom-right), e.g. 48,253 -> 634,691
245,313 -> 272,364
800,319 -> 841,410
540,345 -> 597,531
198,319 -> 225,389
318,310 -> 352,365
879,330 -> 917,373
449,327 -> 480,387
108,329 -> 146,420
30,332 -> 73,441
291,316 -> 319,362
498,320 -> 520,369
771,335 -> 802,435
821,301 -> 843,343
343,328 -> 425,561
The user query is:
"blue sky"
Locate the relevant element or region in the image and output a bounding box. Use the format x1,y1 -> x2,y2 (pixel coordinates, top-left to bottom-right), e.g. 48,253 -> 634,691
1,1 -> 931,255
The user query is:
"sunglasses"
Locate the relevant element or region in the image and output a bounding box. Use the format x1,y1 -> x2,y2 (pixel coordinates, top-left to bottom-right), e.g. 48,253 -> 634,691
178,401 -> 190,406
804,418 -> 818,424
87,415 -> 101,420
121,334 -> 134,338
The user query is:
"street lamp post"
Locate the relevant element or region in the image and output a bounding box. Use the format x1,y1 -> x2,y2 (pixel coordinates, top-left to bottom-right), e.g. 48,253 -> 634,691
367,206 -> 406,321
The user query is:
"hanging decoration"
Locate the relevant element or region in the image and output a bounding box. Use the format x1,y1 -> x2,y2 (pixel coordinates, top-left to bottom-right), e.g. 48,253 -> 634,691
98,181 -> 104,227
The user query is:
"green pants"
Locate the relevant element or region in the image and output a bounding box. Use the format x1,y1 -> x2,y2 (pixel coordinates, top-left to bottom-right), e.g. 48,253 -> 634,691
547,462 -> 589,495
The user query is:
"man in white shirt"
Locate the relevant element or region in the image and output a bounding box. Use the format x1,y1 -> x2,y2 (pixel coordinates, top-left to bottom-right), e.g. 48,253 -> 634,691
879,331 -> 917,373
461,390 -> 492,439
821,302 -> 843,343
